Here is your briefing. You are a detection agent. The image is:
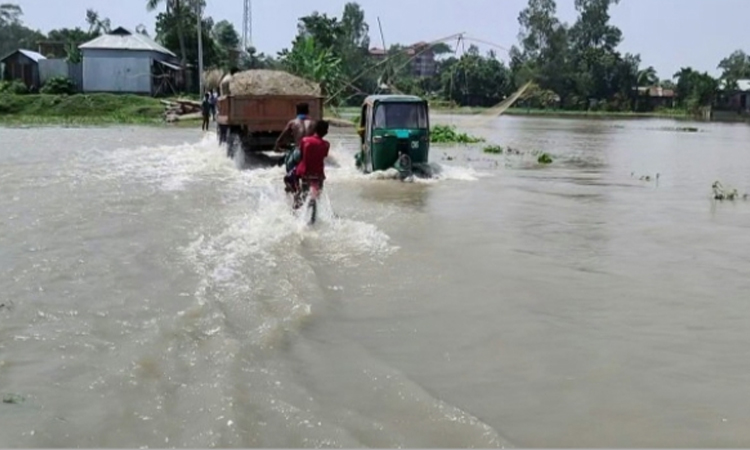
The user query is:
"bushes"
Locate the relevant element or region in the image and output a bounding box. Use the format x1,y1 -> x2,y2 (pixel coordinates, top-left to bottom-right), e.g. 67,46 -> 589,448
0,80 -> 29,95
0,77 -> 78,95
40,77 -> 77,95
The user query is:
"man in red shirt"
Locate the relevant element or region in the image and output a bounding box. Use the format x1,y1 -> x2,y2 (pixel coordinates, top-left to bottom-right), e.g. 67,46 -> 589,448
292,120 -> 330,208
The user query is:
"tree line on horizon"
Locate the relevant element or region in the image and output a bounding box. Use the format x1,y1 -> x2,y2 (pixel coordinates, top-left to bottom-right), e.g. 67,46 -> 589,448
2,0 -> 750,112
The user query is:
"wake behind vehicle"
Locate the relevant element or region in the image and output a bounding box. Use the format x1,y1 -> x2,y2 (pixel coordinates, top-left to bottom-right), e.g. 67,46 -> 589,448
355,95 -> 432,179
293,175 -> 323,225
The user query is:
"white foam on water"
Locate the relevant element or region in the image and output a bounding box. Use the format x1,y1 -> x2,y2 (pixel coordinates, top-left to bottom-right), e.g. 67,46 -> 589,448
66,133 -> 481,349
70,133 -> 236,191
320,141 -> 491,185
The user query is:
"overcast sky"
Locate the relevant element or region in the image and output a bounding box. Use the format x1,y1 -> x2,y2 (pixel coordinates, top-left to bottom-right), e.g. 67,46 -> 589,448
12,0 -> 748,79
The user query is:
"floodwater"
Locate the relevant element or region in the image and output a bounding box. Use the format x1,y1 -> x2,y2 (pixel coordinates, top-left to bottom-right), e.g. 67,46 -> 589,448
1,115 -> 750,448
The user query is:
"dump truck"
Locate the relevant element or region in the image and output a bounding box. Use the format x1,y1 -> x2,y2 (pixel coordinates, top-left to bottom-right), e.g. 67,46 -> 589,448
216,93 -> 324,157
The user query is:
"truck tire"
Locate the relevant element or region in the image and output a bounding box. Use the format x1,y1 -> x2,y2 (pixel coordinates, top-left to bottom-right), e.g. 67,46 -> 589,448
217,124 -> 228,145
227,133 -> 240,158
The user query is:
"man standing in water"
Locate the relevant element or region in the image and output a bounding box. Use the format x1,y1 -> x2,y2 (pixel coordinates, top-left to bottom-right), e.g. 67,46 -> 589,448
275,103 -> 315,193
201,93 -> 211,131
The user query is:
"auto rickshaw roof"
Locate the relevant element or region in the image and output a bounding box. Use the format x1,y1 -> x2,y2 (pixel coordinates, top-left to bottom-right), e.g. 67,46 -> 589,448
363,95 -> 426,105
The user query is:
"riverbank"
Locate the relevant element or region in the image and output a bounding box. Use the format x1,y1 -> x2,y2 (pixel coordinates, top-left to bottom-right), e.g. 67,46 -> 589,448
0,94 -> 354,127
0,94 -> 165,125
0,93 -> 728,126
331,104 -> 693,119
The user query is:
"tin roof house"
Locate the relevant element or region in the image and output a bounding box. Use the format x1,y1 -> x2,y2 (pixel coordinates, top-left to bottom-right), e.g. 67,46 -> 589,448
0,49 -> 47,91
78,27 -> 182,96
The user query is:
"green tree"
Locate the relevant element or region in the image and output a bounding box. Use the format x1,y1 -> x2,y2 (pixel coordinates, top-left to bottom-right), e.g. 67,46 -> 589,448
279,36 -> 343,98
155,6 -> 218,68
212,20 -> 240,69
46,26 -> 96,62
674,67 -> 718,111
213,20 -> 239,50
439,46 -> 512,107
147,0 -> 192,67
566,0 -> 627,107
510,0 -> 573,105
0,4 -> 45,57
282,3 -> 377,104
0,3 -> 22,26
239,46 -> 278,70
717,50 -> 750,90
637,66 -> 657,87
569,0 -> 622,52
85,9 -> 111,35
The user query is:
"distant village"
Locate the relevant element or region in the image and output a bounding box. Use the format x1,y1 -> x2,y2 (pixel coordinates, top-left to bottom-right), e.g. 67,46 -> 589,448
0,29 -> 441,97
1,26 -> 749,117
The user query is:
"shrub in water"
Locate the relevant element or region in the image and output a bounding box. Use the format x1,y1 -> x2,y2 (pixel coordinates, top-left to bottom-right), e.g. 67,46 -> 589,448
431,125 -> 485,144
537,153 -> 553,164
483,145 -> 503,154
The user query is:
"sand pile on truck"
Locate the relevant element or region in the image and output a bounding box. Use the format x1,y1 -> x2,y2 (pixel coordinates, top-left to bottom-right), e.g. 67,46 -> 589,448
229,70 -> 322,96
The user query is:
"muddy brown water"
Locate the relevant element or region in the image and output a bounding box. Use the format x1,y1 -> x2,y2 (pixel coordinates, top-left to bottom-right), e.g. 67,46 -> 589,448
1,116 -> 750,447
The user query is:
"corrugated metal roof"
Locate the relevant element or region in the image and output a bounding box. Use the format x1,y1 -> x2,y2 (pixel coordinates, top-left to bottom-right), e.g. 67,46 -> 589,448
0,49 -> 46,63
79,28 -> 176,57
19,49 -> 46,62
364,94 -> 425,105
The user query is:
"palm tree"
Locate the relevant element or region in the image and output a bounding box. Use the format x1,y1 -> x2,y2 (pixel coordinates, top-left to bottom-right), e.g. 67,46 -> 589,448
637,66 -> 658,88
85,9 -> 111,36
146,0 -> 187,67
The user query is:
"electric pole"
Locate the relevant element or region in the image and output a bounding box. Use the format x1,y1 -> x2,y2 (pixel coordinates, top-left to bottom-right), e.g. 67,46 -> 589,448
197,1 -> 204,95
243,0 -> 253,50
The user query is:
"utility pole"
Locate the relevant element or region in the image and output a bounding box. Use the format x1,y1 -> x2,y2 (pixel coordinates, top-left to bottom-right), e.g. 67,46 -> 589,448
197,1 -> 204,95
243,0 -> 253,50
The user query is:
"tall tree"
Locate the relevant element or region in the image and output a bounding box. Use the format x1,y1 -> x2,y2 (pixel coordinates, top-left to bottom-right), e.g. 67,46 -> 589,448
636,66 -> 658,87
0,3 -> 22,26
239,46 -> 278,70
147,0 -> 187,66
439,46 -> 512,107
717,50 -> 750,90
279,36 -> 344,98
213,20 -> 239,50
0,3 -> 45,57
155,7 -> 218,68
674,67 -> 718,110
85,9 -> 111,36
567,0 -> 625,106
212,19 -> 240,68
516,0 -> 561,61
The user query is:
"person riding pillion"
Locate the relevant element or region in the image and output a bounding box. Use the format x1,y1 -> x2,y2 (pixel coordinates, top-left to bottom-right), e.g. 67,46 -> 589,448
295,119 -> 331,193
276,103 -> 315,192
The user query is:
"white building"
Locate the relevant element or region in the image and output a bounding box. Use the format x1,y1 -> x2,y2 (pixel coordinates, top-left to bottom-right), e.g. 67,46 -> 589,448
78,27 -> 181,95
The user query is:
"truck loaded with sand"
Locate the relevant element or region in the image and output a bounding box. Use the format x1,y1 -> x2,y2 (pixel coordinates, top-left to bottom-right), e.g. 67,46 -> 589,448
215,69 -> 324,157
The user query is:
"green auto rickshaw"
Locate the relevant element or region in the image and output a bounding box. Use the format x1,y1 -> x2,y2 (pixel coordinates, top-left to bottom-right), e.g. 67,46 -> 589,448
355,95 -> 432,179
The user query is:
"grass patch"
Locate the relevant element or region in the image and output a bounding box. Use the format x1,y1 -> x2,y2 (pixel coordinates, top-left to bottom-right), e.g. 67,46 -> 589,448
431,124 -> 484,144
0,94 -> 165,125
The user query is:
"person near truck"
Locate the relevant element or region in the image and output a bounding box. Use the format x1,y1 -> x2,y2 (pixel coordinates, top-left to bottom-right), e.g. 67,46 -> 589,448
276,103 -> 315,193
201,93 -> 211,131
209,90 -> 218,120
